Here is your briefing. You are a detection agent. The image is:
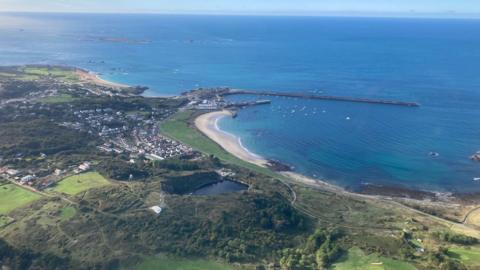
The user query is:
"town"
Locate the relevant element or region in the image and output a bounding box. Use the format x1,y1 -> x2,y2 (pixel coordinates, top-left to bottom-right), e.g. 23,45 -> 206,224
0,67 -> 272,193
0,66 -> 194,192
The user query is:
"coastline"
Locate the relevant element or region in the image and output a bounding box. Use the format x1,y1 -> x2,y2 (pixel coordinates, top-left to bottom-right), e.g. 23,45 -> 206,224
192,112 -> 480,232
194,110 -> 347,192
194,110 -> 269,167
16,64 -> 480,202
75,68 -> 130,89
193,110 -> 462,200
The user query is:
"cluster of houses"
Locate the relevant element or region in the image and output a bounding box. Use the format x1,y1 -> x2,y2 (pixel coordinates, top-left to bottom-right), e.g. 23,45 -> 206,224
73,162 -> 91,174
216,168 -> 236,178
0,160 -> 93,191
0,166 -> 51,189
68,108 -> 194,161
189,99 -> 222,110
71,108 -> 127,136
98,132 -> 192,161
0,167 -> 35,185
183,87 -> 230,110
133,125 -> 192,161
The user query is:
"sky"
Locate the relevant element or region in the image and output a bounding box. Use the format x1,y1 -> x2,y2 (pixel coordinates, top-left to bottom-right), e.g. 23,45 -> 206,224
1,0 -> 479,17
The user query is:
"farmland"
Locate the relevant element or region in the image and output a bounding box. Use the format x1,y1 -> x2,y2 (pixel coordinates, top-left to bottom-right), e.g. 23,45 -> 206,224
52,172 -> 111,195
0,184 -> 42,214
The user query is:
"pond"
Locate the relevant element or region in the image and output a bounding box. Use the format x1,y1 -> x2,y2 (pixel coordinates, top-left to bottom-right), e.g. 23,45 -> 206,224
192,180 -> 248,196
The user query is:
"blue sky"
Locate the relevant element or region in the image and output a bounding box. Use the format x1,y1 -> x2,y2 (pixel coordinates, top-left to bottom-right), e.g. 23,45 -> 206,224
1,0 -> 479,16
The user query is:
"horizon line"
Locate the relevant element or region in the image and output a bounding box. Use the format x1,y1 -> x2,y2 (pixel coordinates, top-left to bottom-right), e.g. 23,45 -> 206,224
1,10 -> 480,20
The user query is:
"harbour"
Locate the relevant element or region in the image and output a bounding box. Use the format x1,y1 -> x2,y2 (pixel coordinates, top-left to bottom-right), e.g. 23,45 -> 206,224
226,89 -> 420,107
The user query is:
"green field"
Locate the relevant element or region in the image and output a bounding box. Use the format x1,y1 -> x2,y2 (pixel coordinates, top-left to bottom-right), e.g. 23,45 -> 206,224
448,246 -> 480,267
38,93 -> 77,104
135,257 -> 233,270
331,248 -> 416,270
53,172 -> 111,195
0,184 -> 42,214
0,66 -> 80,82
161,110 -> 279,179
23,67 -> 79,83
59,206 -> 77,221
0,72 -> 16,77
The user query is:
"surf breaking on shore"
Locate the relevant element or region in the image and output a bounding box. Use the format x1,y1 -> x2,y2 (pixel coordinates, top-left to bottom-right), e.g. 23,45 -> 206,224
195,110 -> 269,167
194,110 -> 351,193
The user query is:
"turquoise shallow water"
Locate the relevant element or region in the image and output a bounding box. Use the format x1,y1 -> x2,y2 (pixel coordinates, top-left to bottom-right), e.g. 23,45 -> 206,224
1,13 -> 480,192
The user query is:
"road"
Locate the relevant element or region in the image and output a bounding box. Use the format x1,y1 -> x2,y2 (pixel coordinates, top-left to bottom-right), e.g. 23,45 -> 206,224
281,174 -> 480,238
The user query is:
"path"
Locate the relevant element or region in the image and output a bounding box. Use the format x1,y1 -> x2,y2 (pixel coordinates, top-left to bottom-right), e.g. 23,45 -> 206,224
463,206 -> 480,225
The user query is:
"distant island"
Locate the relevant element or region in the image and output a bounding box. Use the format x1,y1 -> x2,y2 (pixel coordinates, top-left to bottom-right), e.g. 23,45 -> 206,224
0,65 -> 479,270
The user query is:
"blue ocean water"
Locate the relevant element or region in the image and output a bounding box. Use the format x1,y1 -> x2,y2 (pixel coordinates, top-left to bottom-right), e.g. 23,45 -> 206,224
1,13 -> 480,192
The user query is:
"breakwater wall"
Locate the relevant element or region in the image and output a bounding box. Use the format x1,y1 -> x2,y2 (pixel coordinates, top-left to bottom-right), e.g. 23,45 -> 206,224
226,90 -> 420,107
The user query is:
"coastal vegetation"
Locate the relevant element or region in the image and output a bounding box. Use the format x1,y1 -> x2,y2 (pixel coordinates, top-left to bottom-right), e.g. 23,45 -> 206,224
0,118 -> 96,158
278,229 -> 344,269
135,256 -> 234,270
448,246 -> 480,268
0,65 -> 479,269
162,109 -> 480,269
0,238 -> 73,270
331,247 -> 416,270
433,231 -> 479,246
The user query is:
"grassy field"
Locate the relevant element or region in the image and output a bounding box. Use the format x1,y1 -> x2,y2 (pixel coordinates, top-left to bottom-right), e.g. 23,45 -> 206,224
38,93 -> 77,104
331,248 -> 416,270
0,72 -> 16,77
0,66 -> 79,82
23,66 -> 79,83
135,257 -> 234,270
0,184 -> 42,214
161,110 -> 279,179
448,246 -> 480,267
59,206 -> 77,221
53,172 -> 111,195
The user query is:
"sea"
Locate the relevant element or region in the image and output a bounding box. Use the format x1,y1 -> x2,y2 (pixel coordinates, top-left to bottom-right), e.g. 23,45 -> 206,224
1,12 -> 480,193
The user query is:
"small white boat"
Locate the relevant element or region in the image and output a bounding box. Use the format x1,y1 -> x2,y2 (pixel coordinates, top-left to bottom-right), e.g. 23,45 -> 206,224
346,116 -> 351,120
474,177 -> 480,181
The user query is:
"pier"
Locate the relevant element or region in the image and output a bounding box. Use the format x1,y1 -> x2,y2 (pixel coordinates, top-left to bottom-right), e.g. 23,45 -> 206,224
226,89 -> 420,107
225,99 -> 272,109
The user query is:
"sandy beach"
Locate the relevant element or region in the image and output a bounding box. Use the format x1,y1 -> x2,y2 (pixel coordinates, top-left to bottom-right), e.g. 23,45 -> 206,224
195,110 -> 269,167
193,110 -> 451,204
76,69 -> 130,89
